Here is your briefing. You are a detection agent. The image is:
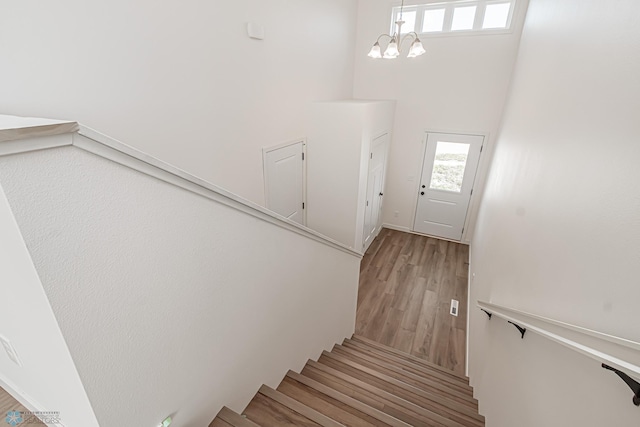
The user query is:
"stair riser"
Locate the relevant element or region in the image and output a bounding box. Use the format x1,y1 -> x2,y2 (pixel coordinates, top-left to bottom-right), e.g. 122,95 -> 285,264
278,377 -> 391,427
334,345 -> 476,405
350,336 -> 469,382
333,345 -> 479,410
319,356 -> 483,427
303,363 -> 466,427
343,341 -> 473,395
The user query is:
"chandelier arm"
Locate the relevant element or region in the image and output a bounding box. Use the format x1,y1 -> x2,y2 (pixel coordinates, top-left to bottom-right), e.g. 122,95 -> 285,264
400,32 -> 419,44
376,33 -> 394,43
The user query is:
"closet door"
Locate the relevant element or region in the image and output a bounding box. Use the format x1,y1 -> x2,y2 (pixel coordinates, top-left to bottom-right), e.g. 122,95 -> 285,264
363,133 -> 390,251
263,141 -> 306,225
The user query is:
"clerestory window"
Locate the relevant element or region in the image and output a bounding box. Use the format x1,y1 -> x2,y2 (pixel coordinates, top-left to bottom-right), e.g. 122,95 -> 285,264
391,0 -> 516,36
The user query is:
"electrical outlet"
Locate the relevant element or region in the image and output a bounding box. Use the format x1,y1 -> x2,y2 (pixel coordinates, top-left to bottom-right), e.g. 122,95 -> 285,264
450,299 -> 459,317
0,336 -> 22,367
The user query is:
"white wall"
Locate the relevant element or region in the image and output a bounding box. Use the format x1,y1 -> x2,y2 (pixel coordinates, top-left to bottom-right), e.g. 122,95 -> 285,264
0,136 -> 360,427
306,100 -> 395,251
352,0 -> 529,242
0,0 -> 357,206
0,172 -> 98,427
469,0 -> 640,425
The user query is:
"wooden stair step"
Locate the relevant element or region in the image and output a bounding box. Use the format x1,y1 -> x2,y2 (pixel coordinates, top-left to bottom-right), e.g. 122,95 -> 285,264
243,390 -> 322,427
319,351 -> 484,427
347,337 -> 469,386
209,418 -> 234,427
351,335 -> 469,382
258,385 -> 343,427
344,339 -> 473,395
211,407 -> 260,427
285,370 -> 412,427
278,375 -> 390,427
333,344 -> 478,409
303,359 -> 467,427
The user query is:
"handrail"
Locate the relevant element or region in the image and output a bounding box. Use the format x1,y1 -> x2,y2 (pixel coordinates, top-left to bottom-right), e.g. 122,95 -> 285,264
476,301 -> 640,380
0,115 -> 362,258
478,300 -> 640,407
602,364 -> 640,407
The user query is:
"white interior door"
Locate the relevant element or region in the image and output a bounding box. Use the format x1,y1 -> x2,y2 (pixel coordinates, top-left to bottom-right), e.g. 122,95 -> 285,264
413,132 -> 483,240
264,141 -> 305,225
363,133 -> 389,251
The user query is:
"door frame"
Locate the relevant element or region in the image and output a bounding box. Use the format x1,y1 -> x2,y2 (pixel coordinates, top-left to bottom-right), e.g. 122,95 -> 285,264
410,129 -> 489,243
262,138 -> 307,226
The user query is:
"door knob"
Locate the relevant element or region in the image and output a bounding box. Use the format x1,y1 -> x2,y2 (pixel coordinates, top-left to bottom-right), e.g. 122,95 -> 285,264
420,191 -> 425,196
379,192 -> 384,196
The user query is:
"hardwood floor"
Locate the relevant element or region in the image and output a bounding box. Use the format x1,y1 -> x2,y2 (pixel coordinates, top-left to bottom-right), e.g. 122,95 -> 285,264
356,228 -> 470,375
0,386 -> 44,425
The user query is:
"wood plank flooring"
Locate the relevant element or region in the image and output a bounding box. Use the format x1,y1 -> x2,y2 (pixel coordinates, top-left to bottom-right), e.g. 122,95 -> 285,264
0,386 -> 45,426
356,228 -> 469,375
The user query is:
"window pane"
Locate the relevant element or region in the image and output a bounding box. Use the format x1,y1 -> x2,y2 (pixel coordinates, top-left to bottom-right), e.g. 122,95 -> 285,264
429,142 -> 470,193
398,10 -> 417,34
451,6 -> 477,31
422,8 -> 446,32
483,2 -> 511,29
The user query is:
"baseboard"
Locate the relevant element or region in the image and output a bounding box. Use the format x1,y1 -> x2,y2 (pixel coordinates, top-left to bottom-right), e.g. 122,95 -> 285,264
382,224 -> 470,246
381,223 -> 412,233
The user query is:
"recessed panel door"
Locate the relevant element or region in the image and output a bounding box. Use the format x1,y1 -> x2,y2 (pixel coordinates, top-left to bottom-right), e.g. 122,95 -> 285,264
363,133 -> 389,251
413,133 -> 483,240
264,141 -> 305,225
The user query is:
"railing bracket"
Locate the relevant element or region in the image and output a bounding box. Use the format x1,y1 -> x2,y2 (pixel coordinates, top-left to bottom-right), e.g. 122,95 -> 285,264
480,309 -> 492,319
602,364 -> 640,407
508,321 -> 526,339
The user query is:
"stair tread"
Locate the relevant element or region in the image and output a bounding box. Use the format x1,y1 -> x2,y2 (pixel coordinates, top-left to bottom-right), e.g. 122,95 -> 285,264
279,375 -> 390,427
209,418 -> 234,427
344,339 -> 473,393
214,407 -> 260,427
319,351 -> 484,427
244,391 -> 322,426
305,359 -> 467,427
286,370 -> 412,427
210,337 -> 484,427
258,385 -> 344,427
351,335 -> 469,381
334,344 -> 477,407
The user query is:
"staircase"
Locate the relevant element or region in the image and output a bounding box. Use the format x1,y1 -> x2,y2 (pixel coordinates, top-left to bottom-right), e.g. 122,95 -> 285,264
210,335 -> 483,427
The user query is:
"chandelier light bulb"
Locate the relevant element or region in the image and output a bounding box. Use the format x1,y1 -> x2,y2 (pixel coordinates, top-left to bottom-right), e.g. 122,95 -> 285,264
383,37 -> 400,59
367,42 -> 382,59
407,38 -> 426,58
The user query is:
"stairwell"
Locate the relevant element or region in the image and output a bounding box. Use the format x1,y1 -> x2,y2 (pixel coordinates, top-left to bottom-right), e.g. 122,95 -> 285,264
211,335 -> 483,427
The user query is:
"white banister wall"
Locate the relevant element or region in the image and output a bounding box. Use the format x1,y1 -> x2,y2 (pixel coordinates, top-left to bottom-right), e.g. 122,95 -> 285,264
0,182 -> 99,427
468,0 -> 640,425
0,119 -> 361,427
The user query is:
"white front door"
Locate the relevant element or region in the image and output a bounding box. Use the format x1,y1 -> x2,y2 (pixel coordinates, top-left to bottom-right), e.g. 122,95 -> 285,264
363,133 -> 389,251
413,132 -> 483,240
263,141 -> 305,225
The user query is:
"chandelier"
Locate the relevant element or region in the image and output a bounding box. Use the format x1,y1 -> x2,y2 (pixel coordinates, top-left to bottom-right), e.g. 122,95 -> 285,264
367,0 -> 426,59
